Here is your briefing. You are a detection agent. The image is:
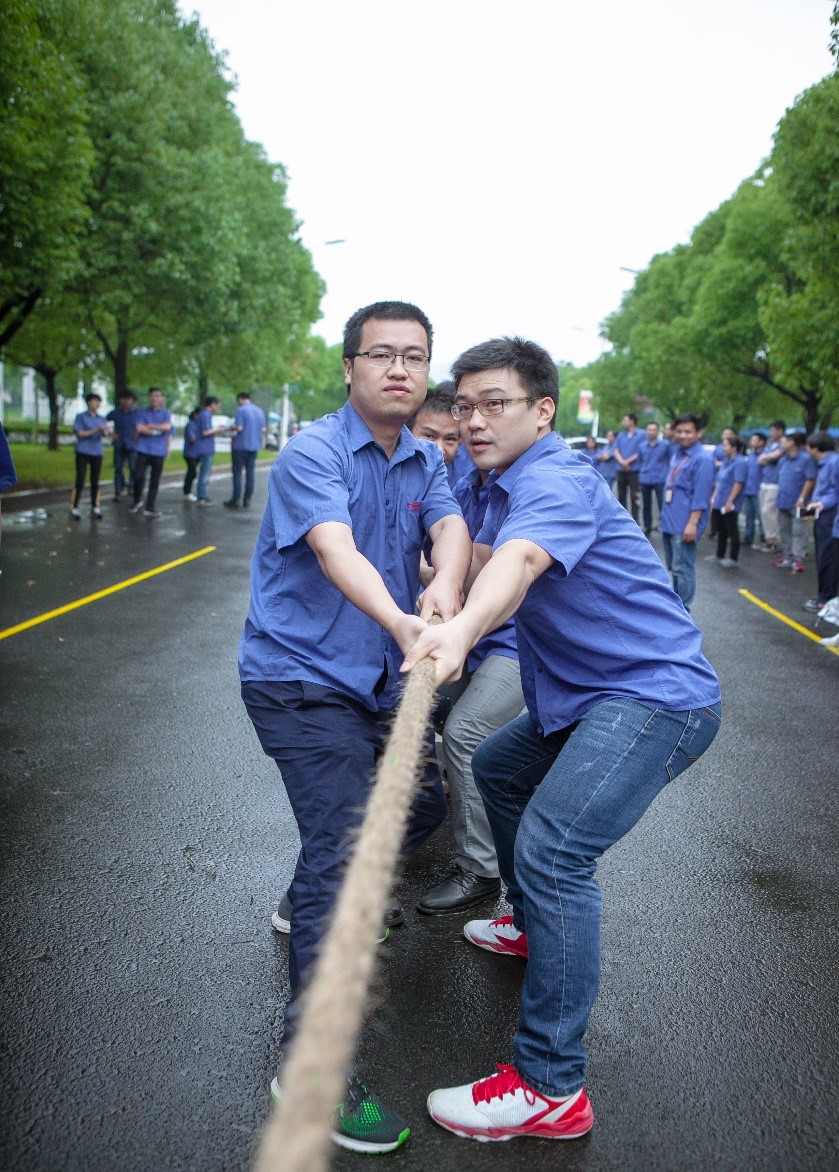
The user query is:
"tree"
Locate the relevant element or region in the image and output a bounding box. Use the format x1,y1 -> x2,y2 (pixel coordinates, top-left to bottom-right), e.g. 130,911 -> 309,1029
0,0 -> 92,346
287,337 -> 347,422
4,295 -> 100,447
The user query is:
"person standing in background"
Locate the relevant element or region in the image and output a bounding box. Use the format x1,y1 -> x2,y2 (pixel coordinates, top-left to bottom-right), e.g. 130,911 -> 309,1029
638,421 -> 672,535
71,392 -> 110,520
742,432 -> 766,548
757,420 -> 786,552
106,391 -> 138,501
614,412 -> 644,522
225,392 -> 266,509
131,387 -> 173,518
182,407 -> 202,502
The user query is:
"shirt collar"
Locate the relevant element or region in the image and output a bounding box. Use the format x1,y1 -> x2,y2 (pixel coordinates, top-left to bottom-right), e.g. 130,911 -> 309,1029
340,400 -> 429,466
487,432 -> 566,493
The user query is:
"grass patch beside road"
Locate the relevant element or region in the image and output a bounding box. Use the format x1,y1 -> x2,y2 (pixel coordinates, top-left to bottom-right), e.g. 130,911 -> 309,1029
7,444 -> 275,492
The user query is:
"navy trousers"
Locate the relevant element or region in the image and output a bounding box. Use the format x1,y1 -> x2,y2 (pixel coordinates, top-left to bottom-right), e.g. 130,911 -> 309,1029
241,679 -> 447,1032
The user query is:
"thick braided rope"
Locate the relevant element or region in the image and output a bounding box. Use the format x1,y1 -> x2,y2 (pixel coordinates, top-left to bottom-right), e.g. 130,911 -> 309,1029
254,648 -> 439,1172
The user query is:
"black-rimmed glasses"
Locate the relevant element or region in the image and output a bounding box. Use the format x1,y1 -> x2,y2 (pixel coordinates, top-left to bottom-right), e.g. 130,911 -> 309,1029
354,350 -> 430,371
451,397 -> 533,421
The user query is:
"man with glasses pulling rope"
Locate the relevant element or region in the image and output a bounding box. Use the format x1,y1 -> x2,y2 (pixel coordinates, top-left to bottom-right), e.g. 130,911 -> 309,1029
239,301 -> 471,1153
402,337 -> 721,1144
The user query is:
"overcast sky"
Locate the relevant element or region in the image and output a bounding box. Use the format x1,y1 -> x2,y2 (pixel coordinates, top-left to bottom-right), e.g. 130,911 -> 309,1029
183,0 -> 833,380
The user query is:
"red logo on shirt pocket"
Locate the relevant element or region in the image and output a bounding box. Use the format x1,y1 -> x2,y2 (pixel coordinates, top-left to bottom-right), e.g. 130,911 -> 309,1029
406,501 -> 422,510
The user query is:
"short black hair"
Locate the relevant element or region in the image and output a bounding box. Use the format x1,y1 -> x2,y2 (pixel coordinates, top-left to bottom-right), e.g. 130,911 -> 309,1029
202,394 -> 219,408
786,431 -> 807,448
623,412 -> 638,424
725,435 -> 745,454
674,413 -> 704,429
84,392 -> 102,403
406,384 -> 456,431
451,337 -> 558,405
236,391 -> 251,401
770,419 -> 786,431
343,300 -> 433,361
806,430 -> 836,452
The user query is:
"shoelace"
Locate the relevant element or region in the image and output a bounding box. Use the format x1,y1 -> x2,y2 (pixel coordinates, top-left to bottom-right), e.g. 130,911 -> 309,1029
472,1064 -> 537,1106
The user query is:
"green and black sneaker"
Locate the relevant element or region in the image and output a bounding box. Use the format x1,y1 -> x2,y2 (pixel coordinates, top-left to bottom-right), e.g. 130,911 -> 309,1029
270,1074 -> 411,1154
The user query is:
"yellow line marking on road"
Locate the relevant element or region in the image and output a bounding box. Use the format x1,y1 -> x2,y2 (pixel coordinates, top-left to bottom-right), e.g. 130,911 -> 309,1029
0,546 -> 216,641
739,589 -> 839,657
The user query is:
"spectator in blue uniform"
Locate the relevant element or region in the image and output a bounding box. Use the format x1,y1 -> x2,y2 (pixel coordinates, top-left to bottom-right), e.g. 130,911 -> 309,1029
239,300 -> 471,1153
614,412 -> 644,522
0,424 -> 18,568
131,387 -> 173,518
638,421 -> 671,534
708,434 -> 746,566
757,420 -> 785,552
774,432 -> 814,572
106,391 -> 138,500
182,408 -> 202,501
193,394 -> 228,506
659,414 -> 715,609
402,336 -> 721,1145
801,431 -> 839,612
596,428 -> 619,490
71,392 -> 110,520
742,432 -> 766,547
225,391 -> 266,509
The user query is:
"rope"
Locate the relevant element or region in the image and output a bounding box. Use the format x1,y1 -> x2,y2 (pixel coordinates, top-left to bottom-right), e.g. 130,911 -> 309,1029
254,642 -> 439,1172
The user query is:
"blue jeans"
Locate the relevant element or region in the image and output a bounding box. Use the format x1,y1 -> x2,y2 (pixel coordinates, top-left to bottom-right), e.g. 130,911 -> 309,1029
661,531 -> 698,609
742,493 -> 763,545
473,699 -> 722,1098
196,452 -> 214,501
112,442 -> 136,496
232,449 -> 257,504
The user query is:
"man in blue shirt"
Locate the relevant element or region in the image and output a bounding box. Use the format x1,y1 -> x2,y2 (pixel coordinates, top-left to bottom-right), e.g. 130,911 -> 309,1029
801,431 -> 839,612
106,391 -> 138,500
774,432 -> 814,571
239,301 -> 471,1153
614,412 -> 644,523
707,434 -> 747,566
638,420 -> 671,535
659,415 -> 715,609
71,392 -> 110,519
756,420 -> 785,552
130,387 -> 173,518
193,394 -> 229,506
225,391 -> 266,509
742,432 -> 766,547
402,337 -> 720,1144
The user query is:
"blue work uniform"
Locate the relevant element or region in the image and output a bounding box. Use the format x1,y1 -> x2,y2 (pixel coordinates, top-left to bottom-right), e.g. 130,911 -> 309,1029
714,454 -> 747,512
73,411 -> 106,457
658,441 -> 715,608
239,401 -> 461,1018
469,431 -> 721,1099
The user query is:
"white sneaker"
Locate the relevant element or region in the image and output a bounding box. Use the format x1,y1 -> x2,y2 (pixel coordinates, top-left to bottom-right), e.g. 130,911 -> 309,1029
70,507 -> 81,519
463,915 -> 528,958
92,508 -> 103,519
427,1064 -> 593,1141
186,493 -> 198,502
819,632 -> 839,647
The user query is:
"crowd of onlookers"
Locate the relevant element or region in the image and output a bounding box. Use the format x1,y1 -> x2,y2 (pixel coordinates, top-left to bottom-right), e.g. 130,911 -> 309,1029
67,386 -> 266,518
580,413 -> 839,623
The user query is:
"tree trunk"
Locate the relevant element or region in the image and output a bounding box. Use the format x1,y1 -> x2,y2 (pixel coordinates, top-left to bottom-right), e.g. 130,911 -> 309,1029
32,364 -> 62,449
0,288 -> 42,349
113,335 -> 130,396
197,364 -> 209,398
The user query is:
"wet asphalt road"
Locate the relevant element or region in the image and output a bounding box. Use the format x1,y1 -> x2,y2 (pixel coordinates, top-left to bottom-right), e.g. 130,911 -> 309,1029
1,469 -> 837,1172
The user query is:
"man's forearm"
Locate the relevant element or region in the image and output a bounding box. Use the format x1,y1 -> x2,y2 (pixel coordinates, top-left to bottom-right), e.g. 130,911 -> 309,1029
315,543 -> 406,636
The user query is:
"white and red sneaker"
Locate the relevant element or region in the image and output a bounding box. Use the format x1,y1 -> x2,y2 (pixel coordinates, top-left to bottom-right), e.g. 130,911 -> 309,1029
463,915 -> 528,958
427,1063 -> 593,1142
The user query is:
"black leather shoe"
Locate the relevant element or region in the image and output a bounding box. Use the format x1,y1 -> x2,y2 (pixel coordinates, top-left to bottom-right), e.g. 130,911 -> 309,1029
223,499 -> 239,509
416,868 -> 501,916
384,904 -> 405,928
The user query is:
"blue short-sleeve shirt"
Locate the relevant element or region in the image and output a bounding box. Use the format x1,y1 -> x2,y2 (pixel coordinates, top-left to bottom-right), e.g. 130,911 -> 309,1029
659,442 -> 715,539
760,441 -> 783,486
192,409 -> 215,457
615,429 -> 644,466
638,439 -> 673,485
453,469 -> 518,671
475,434 -> 720,733
813,451 -> 839,511
777,451 -> 815,511
714,454 -> 747,512
134,408 -> 172,457
233,402 -> 266,452
238,401 -> 461,712
743,451 -> 763,495
106,406 -> 138,448
74,410 -> 107,457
